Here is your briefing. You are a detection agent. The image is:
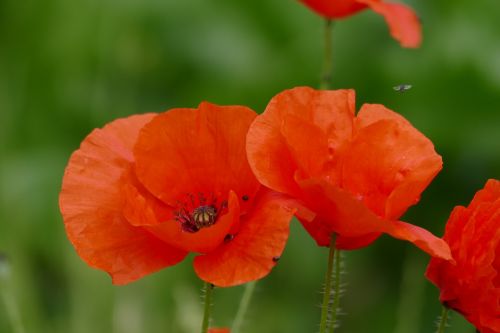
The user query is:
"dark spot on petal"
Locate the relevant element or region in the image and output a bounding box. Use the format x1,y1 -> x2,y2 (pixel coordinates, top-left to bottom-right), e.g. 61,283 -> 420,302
272,256 -> 280,263
242,195 -> 249,201
224,234 -> 234,243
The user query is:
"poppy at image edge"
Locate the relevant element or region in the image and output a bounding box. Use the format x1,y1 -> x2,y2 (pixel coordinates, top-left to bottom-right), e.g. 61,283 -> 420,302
246,87 -> 451,260
426,179 -> 500,333
59,103 -> 296,287
298,0 -> 422,48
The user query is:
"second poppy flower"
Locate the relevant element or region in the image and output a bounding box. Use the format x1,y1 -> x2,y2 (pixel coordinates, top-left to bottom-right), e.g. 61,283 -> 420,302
247,87 -> 451,259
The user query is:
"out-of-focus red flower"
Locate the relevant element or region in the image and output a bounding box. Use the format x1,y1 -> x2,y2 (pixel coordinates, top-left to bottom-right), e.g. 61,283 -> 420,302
247,87 -> 451,259
208,328 -> 230,333
299,0 -> 421,48
60,103 -> 295,287
426,179 -> 500,333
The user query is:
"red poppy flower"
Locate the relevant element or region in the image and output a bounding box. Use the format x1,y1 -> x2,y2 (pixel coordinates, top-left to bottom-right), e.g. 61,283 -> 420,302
60,103 -> 295,287
426,179 -> 500,333
246,87 -> 451,259
299,0 -> 421,48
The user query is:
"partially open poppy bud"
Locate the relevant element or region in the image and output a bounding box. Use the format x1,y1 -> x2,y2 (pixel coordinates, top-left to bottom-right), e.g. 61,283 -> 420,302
298,0 -> 422,48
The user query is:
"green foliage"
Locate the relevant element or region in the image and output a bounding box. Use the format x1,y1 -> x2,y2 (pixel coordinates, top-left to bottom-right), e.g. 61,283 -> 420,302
1,0 -> 498,332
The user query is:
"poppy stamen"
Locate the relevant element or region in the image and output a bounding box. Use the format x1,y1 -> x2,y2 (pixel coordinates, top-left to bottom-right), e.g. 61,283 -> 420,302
192,205 -> 217,229
174,192 -> 227,233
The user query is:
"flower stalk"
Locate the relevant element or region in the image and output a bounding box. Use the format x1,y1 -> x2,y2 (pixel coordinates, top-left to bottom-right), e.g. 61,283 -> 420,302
201,282 -> 214,333
320,19 -> 334,89
0,255 -> 25,333
329,247 -> 342,333
319,233 -> 337,333
435,306 -> 450,333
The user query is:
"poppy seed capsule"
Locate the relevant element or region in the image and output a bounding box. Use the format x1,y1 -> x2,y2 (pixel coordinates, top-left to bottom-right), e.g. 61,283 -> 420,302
192,205 -> 217,229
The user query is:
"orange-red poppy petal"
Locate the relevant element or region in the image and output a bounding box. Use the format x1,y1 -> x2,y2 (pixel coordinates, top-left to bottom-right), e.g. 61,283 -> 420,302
193,190 -> 295,287
357,0 -> 422,48
299,0 -> 368,19
246,110 -> 302,197
297,177 -> 388,238
247,87 -> 355,195
387,221 -> 452,260
122,177 -> 175,227
134,103 -> 260,212
281,113 -> 330,178
296,176 -> 451,259
343,104 -> 442,220
60,114 -> 188,285
426,179 -> 500,332
143,191 -> 240,254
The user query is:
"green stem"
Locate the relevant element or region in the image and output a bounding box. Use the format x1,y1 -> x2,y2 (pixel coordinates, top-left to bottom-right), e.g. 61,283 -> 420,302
232,281 -> 257,333
201,282 -> 214,333
435,306 -> 449,333
320,19 -> 334,89
0,256 -> 24,333
329,247 -> 341,333
319,234 -> 337,333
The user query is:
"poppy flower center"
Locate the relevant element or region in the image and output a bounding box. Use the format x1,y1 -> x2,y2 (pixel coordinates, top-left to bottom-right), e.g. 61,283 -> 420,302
174,193 -> 227,233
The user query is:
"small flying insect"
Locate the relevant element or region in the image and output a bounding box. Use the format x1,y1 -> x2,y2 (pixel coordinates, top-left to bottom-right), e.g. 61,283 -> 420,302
393,84 -> 412,93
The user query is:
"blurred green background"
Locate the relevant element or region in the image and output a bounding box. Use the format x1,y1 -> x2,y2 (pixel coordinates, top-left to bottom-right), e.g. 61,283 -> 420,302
0,0 -> 499,332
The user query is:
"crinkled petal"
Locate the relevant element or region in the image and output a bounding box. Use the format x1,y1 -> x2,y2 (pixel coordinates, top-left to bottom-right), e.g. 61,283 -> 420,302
60,114 -> 187,285
296,176 -> 451,259
426,180 -> 500,333
134,103 -> 260,213
193,190 -> 295,287
281,113 -> 330,178
246,110 -> 301,197
247,87 -> 355,195
357,0 -> 422,48
342,104 -> 442,219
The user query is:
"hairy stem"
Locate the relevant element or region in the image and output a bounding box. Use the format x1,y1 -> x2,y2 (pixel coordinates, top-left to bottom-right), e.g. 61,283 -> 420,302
319,234 -> 337,333
435,306 -> 450,333
329,247 -> 342,333
201,282 -> 214,333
